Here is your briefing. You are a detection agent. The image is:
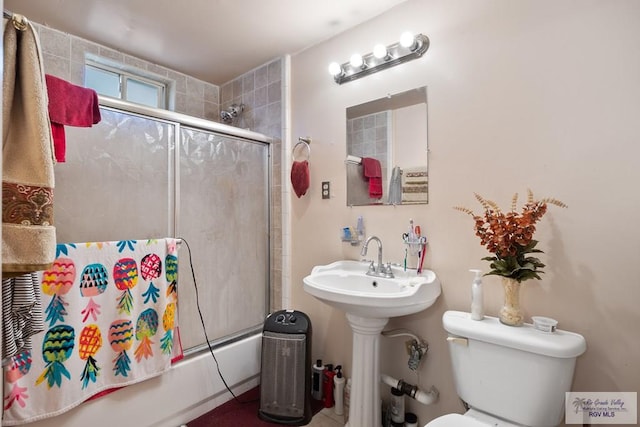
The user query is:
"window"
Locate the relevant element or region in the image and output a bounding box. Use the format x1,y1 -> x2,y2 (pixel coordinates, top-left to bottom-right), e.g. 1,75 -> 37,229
84,61 -> 168,109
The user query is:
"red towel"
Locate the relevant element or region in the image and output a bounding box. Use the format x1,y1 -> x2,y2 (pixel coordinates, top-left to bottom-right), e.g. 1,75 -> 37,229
362,157 -> 383,199
45,74 -> 101,162
291,160 -> 310,198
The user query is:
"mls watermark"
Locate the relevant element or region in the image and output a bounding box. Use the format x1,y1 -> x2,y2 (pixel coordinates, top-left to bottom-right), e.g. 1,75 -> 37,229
566,392 -> 637,424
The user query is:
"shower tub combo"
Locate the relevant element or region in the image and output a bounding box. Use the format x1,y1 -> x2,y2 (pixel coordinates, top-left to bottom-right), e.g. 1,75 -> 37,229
22,97 -> 272,427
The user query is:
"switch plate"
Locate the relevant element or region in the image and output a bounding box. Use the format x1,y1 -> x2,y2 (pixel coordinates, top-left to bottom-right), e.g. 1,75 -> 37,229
321,181 -> 330,199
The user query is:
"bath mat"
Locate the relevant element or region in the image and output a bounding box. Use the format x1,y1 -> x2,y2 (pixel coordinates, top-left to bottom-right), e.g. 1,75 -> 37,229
187,386 -> 325,427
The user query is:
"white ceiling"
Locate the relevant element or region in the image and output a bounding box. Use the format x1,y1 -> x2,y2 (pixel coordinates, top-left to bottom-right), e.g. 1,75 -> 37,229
5,0 -> 408,85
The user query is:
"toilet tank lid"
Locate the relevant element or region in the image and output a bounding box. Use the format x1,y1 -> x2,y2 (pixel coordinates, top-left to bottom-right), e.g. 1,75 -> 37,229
443,310 -> 586,358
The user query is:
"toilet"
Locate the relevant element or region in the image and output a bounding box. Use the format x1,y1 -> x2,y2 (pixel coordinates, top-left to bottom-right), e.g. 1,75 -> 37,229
426,310 -> 586,427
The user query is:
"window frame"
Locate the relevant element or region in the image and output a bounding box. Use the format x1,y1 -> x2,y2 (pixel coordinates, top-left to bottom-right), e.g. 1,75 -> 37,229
84,57 -> 169,109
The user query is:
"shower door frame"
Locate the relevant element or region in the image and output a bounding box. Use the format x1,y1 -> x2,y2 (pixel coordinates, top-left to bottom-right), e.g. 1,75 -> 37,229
97,96 -> 273,354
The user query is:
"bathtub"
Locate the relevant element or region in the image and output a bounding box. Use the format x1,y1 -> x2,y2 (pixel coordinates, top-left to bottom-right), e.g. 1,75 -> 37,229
21,333 -> 262,427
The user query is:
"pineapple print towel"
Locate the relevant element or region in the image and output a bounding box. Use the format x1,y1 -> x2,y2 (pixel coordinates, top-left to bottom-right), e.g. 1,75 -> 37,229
2,238 -> 182,425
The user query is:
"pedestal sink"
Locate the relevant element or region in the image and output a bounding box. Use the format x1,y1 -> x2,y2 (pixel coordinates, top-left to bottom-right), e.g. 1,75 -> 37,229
303,260 -> 441,427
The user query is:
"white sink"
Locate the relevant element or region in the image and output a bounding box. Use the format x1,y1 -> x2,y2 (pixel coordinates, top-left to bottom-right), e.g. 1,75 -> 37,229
303,260 -> 441,319
303,260 -> 441,426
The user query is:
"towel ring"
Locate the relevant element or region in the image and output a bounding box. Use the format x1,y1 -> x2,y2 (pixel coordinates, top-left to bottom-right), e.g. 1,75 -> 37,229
292,137 -> 311,161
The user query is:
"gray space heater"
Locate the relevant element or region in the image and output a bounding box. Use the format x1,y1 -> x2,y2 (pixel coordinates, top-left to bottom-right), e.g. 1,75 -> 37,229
258,309 -> 312,425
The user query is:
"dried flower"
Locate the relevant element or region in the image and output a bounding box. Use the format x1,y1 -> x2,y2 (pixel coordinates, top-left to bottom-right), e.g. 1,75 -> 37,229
454,190 -> 567,283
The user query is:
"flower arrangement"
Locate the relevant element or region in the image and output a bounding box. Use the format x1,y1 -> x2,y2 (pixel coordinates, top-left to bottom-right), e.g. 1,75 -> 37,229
455,189 -> 566,283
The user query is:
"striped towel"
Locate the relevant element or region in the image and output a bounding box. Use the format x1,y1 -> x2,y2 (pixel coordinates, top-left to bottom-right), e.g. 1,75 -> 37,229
2,273 -> 44,364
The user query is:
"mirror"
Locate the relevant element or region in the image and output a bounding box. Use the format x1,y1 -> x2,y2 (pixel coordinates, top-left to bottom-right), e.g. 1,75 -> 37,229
346,86 -> 428,206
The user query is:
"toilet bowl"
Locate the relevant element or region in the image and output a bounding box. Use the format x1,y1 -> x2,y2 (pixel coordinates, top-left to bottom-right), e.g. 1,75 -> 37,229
425,311 -> 586,427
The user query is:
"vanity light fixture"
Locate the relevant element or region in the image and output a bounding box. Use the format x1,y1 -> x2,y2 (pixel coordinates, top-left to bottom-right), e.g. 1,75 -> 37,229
328,32 -> 429,85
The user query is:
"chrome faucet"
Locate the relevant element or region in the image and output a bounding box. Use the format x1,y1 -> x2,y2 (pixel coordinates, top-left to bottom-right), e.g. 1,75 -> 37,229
360,236 -> 394,278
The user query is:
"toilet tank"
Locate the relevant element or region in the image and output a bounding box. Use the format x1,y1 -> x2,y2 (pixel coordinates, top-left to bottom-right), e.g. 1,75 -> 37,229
443,311 -> 586,427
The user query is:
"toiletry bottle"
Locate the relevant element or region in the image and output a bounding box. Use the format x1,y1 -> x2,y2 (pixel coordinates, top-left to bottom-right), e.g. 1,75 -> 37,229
405,412 -> 419,427
470,269 -> 484,320
311,359 -> 325,400
390,387 -> 405,424
344,378 -> 351,423
333,365 -> 345,416
356,215 -> 365,241
323,363 -> 335,408
342,227 -> 352,241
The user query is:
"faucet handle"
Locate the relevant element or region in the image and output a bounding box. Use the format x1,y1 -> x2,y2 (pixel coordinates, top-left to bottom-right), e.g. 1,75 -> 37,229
383,262 -> 395,278
367,261 -> 375,273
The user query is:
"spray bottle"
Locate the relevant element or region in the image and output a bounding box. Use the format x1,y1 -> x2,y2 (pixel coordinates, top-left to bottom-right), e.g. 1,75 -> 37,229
333,365 -> 345,416
470,269 -> 484,320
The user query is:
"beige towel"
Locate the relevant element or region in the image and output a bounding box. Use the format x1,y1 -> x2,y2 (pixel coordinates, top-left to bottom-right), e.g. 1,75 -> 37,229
401,166 -> 429,204
2,16 -> 56,275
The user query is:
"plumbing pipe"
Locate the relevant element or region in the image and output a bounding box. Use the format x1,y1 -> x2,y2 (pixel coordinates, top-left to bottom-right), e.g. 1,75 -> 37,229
381,328 -> 422,342
381,328 -> 429,369
380,373 -> 439,406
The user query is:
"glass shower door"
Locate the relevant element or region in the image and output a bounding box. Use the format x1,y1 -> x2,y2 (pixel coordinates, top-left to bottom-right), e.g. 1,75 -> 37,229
55,104 -> 270,352
177,127 -> 270,349
55,107 -> 173,243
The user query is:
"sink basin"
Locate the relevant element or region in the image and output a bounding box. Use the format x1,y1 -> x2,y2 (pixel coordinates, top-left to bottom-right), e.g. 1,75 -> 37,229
303,260 -> 441,318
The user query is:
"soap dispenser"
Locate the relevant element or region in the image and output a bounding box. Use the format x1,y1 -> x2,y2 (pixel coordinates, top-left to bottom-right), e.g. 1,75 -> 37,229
470,269 -> 484,320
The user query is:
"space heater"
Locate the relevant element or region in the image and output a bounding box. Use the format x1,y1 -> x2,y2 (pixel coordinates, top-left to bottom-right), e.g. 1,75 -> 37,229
258,309 -> 312,425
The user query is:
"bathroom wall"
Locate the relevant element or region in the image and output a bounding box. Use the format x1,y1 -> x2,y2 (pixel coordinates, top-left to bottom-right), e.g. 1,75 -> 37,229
290,0 -> 640,424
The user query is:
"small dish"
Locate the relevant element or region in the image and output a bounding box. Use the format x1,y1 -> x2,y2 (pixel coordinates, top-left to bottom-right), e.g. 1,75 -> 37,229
532,316 -> 558,333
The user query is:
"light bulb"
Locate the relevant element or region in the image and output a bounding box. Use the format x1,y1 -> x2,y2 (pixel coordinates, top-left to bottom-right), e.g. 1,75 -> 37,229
328,62 -> 342,76
350,53 -> 364,68
373,44 -> 388,59
400,31 -> 416,49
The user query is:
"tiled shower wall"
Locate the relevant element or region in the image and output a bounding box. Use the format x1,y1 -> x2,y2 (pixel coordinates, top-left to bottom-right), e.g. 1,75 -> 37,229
33,23 -> 283,313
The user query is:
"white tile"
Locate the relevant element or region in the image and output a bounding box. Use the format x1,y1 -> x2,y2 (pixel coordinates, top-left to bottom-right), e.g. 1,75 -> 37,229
320,407 -> 346,423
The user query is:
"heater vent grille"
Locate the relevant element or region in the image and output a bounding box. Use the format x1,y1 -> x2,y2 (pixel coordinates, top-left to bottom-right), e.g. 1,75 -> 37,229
260,331 -> 307,418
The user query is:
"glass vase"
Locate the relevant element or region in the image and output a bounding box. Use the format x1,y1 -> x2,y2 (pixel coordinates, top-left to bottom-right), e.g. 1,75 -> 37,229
499,277 -> 524,326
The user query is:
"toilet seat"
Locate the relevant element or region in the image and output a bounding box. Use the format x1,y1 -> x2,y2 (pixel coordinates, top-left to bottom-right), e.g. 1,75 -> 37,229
425,413 -> 489,427
426,411 -> 524,427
